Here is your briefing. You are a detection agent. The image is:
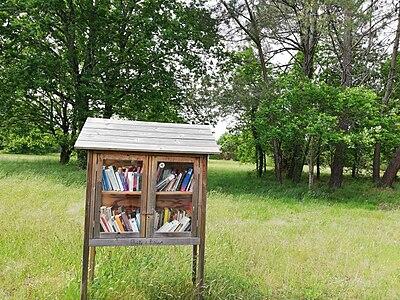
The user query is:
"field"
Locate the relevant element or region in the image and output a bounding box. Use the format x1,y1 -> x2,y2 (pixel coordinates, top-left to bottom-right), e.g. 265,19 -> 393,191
1,154 -> 400,299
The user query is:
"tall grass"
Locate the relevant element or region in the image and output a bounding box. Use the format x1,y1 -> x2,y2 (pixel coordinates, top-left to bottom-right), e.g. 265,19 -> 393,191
0,154 -> 399,299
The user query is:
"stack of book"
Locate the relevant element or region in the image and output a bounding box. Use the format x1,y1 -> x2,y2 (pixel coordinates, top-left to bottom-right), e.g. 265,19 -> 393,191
156,163 -> 194,192
154,208 -> 191,233
99,205 -> 141,233
102,165 -> 143,192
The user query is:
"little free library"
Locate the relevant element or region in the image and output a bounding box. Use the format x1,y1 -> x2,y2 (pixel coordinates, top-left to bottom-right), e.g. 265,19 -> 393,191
74,117 -> 220,300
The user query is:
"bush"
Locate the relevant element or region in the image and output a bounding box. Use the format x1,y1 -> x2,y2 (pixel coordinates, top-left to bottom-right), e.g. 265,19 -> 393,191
4,129 -> 58,154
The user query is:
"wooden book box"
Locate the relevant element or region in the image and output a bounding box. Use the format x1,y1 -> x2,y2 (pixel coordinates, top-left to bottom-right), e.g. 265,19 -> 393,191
74,118 -> 220,299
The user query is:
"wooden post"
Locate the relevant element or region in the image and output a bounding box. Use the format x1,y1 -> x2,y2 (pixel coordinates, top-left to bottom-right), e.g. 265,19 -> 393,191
196,156 -> 207,300
192,245 -> 198,284
81,151 -> 94,300
88,247 -> 96,282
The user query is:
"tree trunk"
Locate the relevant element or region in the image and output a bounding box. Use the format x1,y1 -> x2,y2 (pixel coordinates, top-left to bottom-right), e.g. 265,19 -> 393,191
256,144 -> 264,177
372,142 -> 381,183
104,100 -> 113,118
316,139 -> 321,180
376,8 -> 400,185
380,146 -> 400,187
60,144 -> 72,165
289,142 -> 305,183
263,153 -> 267,175
329,142 -> 346,188
351,145 -> 359,179
273,139 -> 283,184
329,6 -> 352,188
308,136 -> 315,189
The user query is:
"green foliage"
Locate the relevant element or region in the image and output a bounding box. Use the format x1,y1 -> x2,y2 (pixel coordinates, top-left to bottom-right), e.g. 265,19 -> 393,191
218,131 -> 255,163
0,0 -> 221,164
3,129 -> 58,155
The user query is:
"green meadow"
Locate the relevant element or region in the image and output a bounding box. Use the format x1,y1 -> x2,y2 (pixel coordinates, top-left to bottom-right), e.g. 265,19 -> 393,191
1,154 -> 400,299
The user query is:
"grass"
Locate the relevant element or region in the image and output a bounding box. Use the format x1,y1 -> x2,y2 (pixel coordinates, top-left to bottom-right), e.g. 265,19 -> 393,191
0,154 -> 400,299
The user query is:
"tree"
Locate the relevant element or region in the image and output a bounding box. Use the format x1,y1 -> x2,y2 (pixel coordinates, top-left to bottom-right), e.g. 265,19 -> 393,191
0,0 -> 220,165
324,0 -> 391,188
373,5 -> 400,184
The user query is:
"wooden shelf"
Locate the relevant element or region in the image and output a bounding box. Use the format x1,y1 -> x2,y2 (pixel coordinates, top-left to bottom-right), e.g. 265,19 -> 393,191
89,237 -> 200,247
102,191 -> 142,195
156,191 -> 192,195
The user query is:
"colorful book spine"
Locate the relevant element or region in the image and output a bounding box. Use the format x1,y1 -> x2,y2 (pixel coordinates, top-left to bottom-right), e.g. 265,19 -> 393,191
180,168 -> 193,191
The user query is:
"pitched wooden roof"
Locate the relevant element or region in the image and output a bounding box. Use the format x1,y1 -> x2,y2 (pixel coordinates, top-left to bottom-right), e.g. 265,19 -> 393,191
74,117 -> 220,154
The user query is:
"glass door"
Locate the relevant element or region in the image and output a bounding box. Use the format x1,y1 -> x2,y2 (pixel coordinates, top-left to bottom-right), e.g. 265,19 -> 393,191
94,153 -> 148,238
146,156 -> 199,238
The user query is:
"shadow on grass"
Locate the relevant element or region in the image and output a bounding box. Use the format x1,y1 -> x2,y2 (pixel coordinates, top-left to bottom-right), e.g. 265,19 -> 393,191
208,161 -> 400,210
64,265 -> 266,300
1,154 -> 399,209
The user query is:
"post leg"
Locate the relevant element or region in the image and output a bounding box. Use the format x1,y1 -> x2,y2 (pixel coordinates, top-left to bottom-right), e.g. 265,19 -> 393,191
81,152 -> 94,300
80,219 -> 91,300
196,240 -> 205,300
88,247 -> 96,282
192,245 -> 198,284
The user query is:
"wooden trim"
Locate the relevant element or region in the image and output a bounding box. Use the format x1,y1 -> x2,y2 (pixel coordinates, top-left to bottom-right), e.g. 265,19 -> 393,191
99,232 -> 140,238
197,155 -> 208,299
88,247 -> 96,282
94,150 -> 203,159
93,182 -> 102,238
152,231 -> 192,238
191,158 -> 200,237
89,237 -> 200,247
192,245 -> 198,284
80,151 -> 94,300
140,155 -> 150,238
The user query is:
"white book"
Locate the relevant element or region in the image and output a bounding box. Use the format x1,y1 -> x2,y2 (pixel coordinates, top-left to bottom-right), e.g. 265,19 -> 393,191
136,174 -> 141,191
130,219 -> 139,232
187,175 -> 194,192
99,214 -> 110,232
168,220 -> 181,232
156,174 -> 175,191
135,211 -> 140,229
154,211 -> 160,230
172,173 -> 182,191
127,172 -> 134,191
111,216 -> 120,233
179,216 -> 191,232
106,167 -> 120,191
106,207 -> 113,220
157,221 -> 173,232
115,171 -> 124,191
108,219 -> 115,232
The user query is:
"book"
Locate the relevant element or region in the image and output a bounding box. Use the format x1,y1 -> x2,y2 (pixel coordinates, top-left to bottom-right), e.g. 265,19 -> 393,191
130,218 -> 139,232
127,172 -> 134,191
180,168 -> 193,191
115,171 -> 124,191
135,211 -> 141,230
115,215 -> 125,232
186,174 -> 194,192
165,177 -> 177,191
163,207 -> 170,224
172,173 -> 182,191
156,162 -> 165,182
155,208 -> 191,233
102,163 -> 143,191
102,167 -> 111,191
178,216 -> 191,232
121,212 -> 132,231
106,167 -> 120,191
100,214 -> 111,232
156,174 -> 175,191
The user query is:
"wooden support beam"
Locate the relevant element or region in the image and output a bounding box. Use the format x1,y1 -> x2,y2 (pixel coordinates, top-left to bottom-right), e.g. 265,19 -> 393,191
80,151 -> 94,300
